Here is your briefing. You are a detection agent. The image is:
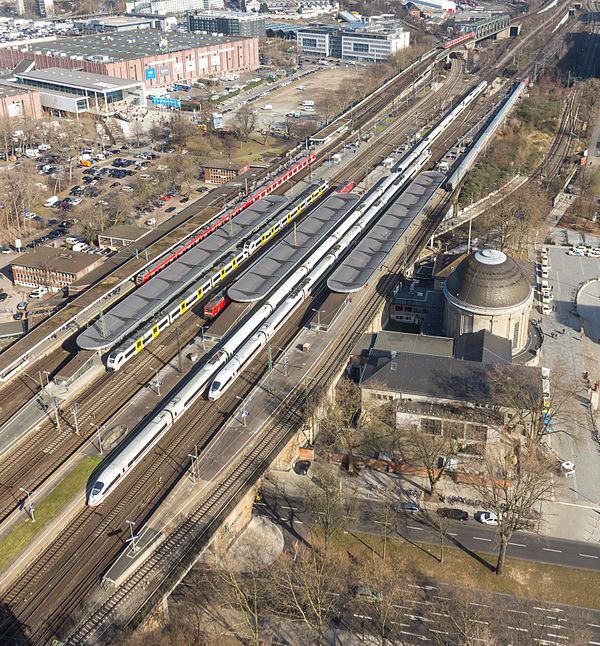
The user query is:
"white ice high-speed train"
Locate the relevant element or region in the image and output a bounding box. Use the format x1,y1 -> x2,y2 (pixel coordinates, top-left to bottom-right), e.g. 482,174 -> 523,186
88,81 -> 489,506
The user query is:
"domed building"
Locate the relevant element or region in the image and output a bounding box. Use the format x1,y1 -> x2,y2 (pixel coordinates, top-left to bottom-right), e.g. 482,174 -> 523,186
443,249 -> 534,356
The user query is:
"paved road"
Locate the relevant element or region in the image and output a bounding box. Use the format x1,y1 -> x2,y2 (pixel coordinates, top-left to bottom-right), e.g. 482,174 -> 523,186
254,485 -> 600,644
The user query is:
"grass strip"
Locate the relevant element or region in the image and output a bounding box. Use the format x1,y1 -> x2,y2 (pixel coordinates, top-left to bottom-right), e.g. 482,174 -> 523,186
0,456 -> 101,572
337,530 -> 600,610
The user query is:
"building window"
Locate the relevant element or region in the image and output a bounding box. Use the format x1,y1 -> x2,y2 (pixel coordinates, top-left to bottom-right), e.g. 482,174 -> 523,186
512,320 -> 520,349
353,42 -> 369,53
302,37 -> 318,48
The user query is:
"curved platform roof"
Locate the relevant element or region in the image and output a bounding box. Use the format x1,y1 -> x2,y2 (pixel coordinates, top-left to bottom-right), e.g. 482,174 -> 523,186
327,172 -> 444,294
228,192 -> 359,303
77,195 -> 287,351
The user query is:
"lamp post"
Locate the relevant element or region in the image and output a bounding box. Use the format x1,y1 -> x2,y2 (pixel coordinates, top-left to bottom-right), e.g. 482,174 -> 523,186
125,520 -> 139,552
197,324 -> 207,350
19,487 -> 35,522
235,395 -> 250,427
90,422 -> 106,454
150,367 -> 162,396
188,451 -> 198,483
276,346 -> 289,376
312,308 -> 325,332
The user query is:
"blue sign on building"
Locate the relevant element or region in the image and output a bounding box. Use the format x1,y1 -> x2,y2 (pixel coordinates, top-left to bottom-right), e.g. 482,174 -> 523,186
145,68 -> 156,80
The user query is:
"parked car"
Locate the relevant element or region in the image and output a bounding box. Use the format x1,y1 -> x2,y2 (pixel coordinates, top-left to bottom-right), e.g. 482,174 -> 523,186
0,292 -> 7,301
13,312 -> 23,320
394,502 -> 420,513
165,207 -> 176,213
437,508 -> 469,521
477,512 -> 498,526
16,301 -> 28,310
180,197 -> 189,203
29,287 -> 48,298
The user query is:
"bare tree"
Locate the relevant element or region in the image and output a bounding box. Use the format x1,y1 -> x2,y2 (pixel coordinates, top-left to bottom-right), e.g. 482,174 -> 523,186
319,378 -> 362,472
352,553 -> 411,646
232,105 -> 257,142
398,426 -> 465,497
471,449 -> 554,575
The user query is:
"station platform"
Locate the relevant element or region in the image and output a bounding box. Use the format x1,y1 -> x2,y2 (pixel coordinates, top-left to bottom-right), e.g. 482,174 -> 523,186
327,172 -> 443,293
77,196 -> 287,351
205,302 -> 252,342
228,193 -> 359,303
308,292 -> 352,333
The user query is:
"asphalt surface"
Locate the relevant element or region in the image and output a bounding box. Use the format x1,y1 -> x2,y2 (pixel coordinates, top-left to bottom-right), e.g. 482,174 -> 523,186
255,482 -> 600,644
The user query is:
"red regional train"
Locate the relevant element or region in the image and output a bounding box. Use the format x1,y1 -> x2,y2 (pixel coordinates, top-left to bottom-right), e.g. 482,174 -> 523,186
135,152 -> 317,285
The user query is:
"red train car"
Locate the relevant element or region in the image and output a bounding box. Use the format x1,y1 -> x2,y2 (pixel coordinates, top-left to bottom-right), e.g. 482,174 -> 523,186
135,152 -> 317,285
336,181 -> 354,193
204,291 -> 230,318
442,32 -> 474,49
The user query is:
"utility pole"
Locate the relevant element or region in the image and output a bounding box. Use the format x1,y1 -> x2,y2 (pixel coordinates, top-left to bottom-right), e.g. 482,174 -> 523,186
53,398 -> 61,431
268,345 -> 274,394
176,326 -> 182,373
19,488 -> 35,522
72,401 -> 80,435
98,305 -> 107,338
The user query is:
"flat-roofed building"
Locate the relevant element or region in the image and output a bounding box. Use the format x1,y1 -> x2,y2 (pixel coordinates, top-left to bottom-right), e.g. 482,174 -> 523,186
203,159 -> 250,183
0,30 -> 259,89
98,224 -> 151,250
186,10 -> 266,37
0,82 -> 43,119
13,67 -> 147,115
127,0 -> 225,13
11,247 -> 104,290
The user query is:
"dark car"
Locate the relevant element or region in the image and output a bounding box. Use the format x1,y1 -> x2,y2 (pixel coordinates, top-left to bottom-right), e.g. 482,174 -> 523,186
13,312 -> 23,320
437,508 -> 469,521
0,293 -> 7,301
165,206 -> 176,213
293,460 -> 311,476
180,197 -> 189,203
110,182 -> 120,188
48,219 -> 58,226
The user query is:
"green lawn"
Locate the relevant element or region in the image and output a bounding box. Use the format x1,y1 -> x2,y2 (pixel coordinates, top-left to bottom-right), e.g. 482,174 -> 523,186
339,530 -> 600,610
0,456 -> 101,572
591,165 -> 600,195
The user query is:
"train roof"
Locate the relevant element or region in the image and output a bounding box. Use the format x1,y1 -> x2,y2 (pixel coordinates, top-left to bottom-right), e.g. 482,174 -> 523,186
76,195 -> 287,351
327,172 -> 444,294
228,192 -> 359,303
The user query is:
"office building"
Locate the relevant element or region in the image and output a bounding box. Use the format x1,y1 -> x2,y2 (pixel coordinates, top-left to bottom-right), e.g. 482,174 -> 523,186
297,24 -> 410,62
186,10 -> 266,38
0,30 -> 259,89
36,0 -> 54,17
0,82 -> 43,119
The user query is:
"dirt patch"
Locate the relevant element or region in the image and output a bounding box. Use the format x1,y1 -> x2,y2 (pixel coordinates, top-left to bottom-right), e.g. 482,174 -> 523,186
243,67 -> 364,130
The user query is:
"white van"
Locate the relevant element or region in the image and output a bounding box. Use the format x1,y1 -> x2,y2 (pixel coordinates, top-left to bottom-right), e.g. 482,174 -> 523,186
261,104 -> 273,110
44,196 -> 59,207
72,242 -> 87,252
301,100 -> 315,107
25,149 -> 40,158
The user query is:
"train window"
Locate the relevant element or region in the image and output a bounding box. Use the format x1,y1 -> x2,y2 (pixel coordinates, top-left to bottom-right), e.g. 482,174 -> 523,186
232,258 -> 237,270
90,481 -> 104,496
125,345 -> 136,359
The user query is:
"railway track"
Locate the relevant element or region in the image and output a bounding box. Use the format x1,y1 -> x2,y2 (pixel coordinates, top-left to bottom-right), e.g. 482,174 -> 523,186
0,58 -> 464,535
0,8 -> 585,638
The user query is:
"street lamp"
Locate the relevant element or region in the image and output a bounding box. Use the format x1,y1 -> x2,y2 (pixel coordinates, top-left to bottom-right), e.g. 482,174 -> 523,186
125,520 -> 139,552
42,370 -> 51,388
150,367 -> 162,396
197,324 -> 207,350
188,451 -> 198,483
235,394 -> 250,427
90,422 -> 106,454
276,346 -> 289,376
312,308 -> 325,332
19,487 -> 35,522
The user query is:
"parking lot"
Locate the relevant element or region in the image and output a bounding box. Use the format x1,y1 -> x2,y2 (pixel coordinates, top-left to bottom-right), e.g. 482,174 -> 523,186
537,239 -> 600,542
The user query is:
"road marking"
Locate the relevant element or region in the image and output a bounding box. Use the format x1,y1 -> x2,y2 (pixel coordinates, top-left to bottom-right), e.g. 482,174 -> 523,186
447,532 -> 458,536
281,505 -> 297,510
587,623 -> 600,628
579,553 -> 599,559
543,548 -> 562,553
295,520 -> 303,524
588,640 -> 600,645
508,626 -> 529,632
473,536 -> 492,542
408,525 -> 425,531
353,614 -> 372,620
509,542 -> 526,547
547,634 -> 569,640
508,609 -> 527,614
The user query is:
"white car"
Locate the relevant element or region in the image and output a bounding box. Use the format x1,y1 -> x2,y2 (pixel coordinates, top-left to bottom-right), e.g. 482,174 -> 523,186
542,293 -> 553,303
567,249 -> 584,256
29,287 -> 48,298
542,304 -> 552,315
69,198 -> 82,205
478,512 -> 498,526
122,185 -> 134,192
541,269 -> 549,279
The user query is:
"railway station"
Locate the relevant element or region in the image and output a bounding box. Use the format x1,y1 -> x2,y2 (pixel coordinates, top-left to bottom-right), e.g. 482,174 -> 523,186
77,195 -> 287,351
227,192 -> 360,303
327,171 -> 444,293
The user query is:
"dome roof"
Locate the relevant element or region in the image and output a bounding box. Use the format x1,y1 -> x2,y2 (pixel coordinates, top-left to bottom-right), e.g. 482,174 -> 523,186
445,249 -> 532,310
